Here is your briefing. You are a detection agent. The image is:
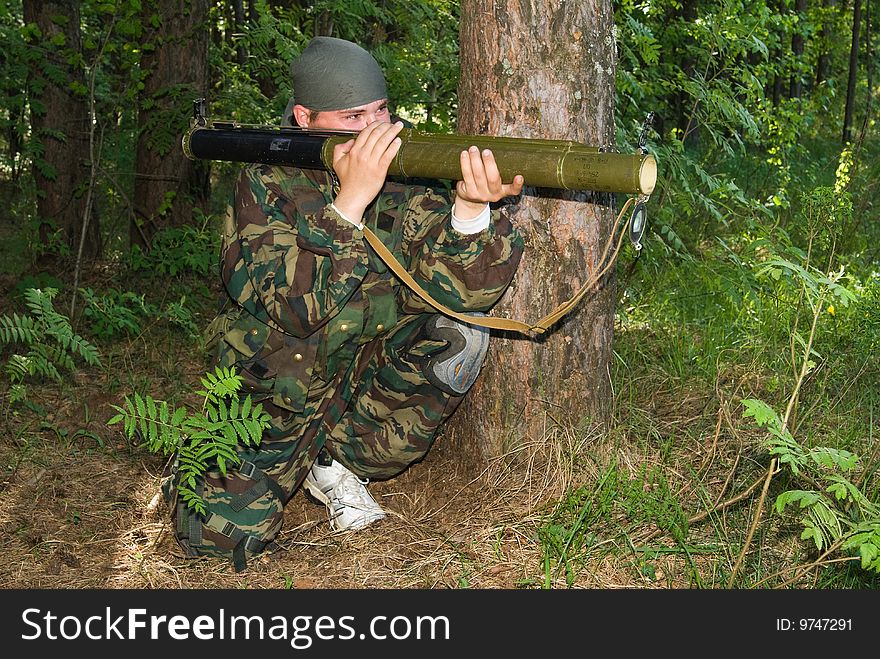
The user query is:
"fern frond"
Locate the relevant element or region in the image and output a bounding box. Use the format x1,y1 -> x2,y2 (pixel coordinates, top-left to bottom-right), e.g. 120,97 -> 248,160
66,333 -> 101,366
178,486 -> 206,517
39,343 -> 75,373
0,313 -> 39,345
105,366 -> 267,513
26,350 -> 62,381
5,354 -> 33,381
108,395 -> 187,454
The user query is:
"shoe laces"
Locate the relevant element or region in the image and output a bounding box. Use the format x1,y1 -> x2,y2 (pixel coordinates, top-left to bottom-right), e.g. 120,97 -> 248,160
329,470 -> 375,511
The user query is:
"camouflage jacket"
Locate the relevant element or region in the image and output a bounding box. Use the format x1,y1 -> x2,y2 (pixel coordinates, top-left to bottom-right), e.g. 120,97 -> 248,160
209,164 -> 524,414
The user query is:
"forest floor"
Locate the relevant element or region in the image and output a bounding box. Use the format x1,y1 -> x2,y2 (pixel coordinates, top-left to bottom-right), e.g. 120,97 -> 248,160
0,262 -> 710,591
0,248 -> 875,592
0,373 -> 662,589
0,336 -> 662,590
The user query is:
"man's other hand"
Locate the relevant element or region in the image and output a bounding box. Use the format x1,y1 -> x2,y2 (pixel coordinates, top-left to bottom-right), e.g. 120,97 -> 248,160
454,146 -> 524,220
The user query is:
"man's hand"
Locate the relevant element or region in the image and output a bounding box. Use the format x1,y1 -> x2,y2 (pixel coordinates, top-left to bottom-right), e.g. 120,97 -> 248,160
332,120 -> 403,224
454,146 -> 524,220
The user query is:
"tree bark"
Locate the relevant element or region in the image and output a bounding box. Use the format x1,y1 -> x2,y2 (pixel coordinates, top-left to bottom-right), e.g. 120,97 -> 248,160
131,0 -> 210,250
450,0 -> 618,463
815,0 -> 837,86
790,0 -> 809,99
23,0 -> 97,260
843,0 -> 863,142
233,0 -> 247,66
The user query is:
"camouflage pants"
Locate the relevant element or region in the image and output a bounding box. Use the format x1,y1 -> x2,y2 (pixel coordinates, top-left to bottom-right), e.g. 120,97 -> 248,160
170,312 -> 463,570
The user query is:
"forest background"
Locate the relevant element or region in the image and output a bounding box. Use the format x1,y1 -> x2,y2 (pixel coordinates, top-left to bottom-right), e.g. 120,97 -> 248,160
0,0 -> 878,590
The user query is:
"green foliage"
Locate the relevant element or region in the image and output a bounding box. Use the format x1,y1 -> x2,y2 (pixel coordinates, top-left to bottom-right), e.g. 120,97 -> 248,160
79,286 -> 153,339
537,461 -> 688,587
11,272 -> 64,300
107,366 -> 272,516
0,287 -> 101,404
124,218 -> 218,277
841,275 -> 880,354
78,282 -> 205,343
742,398 -> 880,573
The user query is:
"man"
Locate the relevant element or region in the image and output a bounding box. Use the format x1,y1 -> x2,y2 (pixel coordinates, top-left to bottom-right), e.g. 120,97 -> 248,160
170,37 -> 524,571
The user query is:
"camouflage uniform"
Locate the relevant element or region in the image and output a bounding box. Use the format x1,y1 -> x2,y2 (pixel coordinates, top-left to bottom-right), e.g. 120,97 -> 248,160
171,163 -> 523,569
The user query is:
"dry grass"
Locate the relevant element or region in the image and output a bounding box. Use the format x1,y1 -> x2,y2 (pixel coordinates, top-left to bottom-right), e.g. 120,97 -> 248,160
0,290 -> 826,591
0,406 -> 604,589
0,368 -> 746,591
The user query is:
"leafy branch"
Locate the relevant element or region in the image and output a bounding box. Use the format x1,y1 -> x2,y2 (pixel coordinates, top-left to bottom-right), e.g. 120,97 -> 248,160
0,287 -> 101,405
744,398 -> 880,574
107,366 -> 272,516
736,184 -> 878,580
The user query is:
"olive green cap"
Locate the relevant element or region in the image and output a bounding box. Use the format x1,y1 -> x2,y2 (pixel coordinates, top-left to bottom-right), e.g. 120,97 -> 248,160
290,37 -> 388,112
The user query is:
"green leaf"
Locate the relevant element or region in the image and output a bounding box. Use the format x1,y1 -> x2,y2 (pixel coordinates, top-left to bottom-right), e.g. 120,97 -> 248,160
742,398 -> 781,430
171,406 -> 187,426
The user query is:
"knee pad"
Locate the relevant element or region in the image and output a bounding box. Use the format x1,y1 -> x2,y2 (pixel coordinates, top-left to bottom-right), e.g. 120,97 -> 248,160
422,312 -> 490,396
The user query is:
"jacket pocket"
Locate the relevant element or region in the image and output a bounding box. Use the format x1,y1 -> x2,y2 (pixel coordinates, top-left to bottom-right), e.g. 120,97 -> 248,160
263,333 -> 319,414
215,312 -> 276,400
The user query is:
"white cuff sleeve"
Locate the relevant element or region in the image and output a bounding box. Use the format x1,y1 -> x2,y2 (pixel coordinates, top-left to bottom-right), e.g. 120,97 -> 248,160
331,203 -> 363,230
451,203 -> 491,235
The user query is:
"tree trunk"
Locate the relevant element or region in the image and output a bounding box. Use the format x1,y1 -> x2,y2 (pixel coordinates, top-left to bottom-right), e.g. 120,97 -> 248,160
843,0 -> 863,142
131,0 -> 210,250
450,0 -> 618,463
770,47 -> 783,106
790,0 -> 809,99
23,0 -> 97,260
815,0 -> 837,86
233,0 -> 247,66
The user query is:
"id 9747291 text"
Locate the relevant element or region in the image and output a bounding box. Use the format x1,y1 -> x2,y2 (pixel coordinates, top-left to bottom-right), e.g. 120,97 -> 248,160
776,618 -> 853,631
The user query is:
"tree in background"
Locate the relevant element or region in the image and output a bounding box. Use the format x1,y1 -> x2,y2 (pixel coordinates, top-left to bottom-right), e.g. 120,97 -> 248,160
452,0 -> 619,458
842,0 -> 863,143
22,0 -> 95,259
131,0 -> 210,250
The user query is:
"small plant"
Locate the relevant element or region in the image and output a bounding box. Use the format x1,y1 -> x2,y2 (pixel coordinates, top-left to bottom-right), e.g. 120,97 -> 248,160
80,287 -> 155,340
735,180 -> 879,580
79,285 -> 204,342
125,216 -> 218,277
107,366 -> 272,515
162,295 -> 201,340
0,287 -> 101,404
743,398 -> 880,574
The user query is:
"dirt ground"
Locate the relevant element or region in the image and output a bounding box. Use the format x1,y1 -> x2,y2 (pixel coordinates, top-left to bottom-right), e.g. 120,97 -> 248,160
0,402 -> 656,590
0,327 -> 692,591
0,266 -> 800,591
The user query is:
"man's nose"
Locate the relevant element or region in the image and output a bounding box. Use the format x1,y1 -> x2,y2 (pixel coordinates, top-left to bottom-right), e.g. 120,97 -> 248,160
363,112 -> 388,127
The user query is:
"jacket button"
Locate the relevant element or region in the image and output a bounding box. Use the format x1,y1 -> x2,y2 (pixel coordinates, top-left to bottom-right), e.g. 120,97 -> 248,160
293,353 -> 303,362
284,396 -> 292,404
339,323 -> 349,332
250,328 -> 258,335
376,324 -> 384,332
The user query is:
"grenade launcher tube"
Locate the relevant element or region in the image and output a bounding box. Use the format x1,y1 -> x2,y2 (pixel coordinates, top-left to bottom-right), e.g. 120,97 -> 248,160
183,123 -> 657,196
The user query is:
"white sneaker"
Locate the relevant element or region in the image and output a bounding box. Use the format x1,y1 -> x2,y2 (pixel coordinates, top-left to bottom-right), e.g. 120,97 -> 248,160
303,459 -> 386,532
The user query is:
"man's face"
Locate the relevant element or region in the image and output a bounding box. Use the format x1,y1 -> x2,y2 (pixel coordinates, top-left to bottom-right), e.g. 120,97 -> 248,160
296,98 -> 391,131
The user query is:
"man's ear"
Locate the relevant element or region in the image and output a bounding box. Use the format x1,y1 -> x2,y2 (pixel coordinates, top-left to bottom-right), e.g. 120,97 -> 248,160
292,104 -> 311,128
